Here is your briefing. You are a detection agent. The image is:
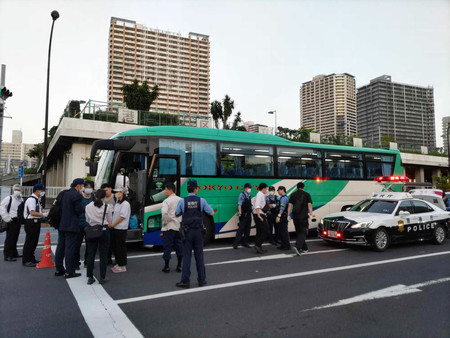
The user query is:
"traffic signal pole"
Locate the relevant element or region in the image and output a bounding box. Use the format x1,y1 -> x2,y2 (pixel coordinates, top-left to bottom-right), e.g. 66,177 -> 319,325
0,64 -> 6,186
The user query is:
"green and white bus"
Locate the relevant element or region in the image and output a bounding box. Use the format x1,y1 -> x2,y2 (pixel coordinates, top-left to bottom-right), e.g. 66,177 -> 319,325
85,126 -> 404,246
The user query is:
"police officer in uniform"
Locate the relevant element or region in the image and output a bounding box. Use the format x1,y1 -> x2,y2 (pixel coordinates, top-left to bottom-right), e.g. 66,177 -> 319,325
275,186 -> 290,250
175,180 -> 214,288
266,186 -> 278,245
233,183 -> 252,249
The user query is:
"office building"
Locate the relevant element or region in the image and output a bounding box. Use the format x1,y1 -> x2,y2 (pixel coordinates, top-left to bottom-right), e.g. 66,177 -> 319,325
246,123 -> 273,135
443,116 -> 450,154
300,73 -> 357,136
357,75 -> 435,151
0,130 -> 36,172
108,17 -> 210,121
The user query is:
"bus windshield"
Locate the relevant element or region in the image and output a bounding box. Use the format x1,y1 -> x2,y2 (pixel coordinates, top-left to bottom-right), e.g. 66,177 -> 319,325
350,199 -> 398,214
95,150 -> 115,189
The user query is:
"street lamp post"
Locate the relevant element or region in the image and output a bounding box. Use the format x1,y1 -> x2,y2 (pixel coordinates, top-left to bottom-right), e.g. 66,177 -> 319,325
42,10 -> 59,207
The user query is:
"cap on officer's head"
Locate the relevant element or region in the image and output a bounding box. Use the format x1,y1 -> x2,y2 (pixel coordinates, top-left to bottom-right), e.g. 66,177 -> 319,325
277,186 -> 286,192
72,178 -> 85,186
13,184 -> 22,191
244,183 -> 252,189
33,183 -> 45,192
187,180 -> 198,189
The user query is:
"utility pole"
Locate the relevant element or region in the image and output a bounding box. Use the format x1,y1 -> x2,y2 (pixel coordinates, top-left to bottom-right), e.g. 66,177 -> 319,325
0,64 -> 6,186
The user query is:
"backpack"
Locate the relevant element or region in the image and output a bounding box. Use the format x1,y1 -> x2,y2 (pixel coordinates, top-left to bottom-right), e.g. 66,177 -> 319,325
47,190 -> 68,229
292,191 -> 306,217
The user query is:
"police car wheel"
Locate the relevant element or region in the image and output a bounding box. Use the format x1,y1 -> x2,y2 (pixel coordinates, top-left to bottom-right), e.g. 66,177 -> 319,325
432,225 -> 446,245
372,228 -> 389,252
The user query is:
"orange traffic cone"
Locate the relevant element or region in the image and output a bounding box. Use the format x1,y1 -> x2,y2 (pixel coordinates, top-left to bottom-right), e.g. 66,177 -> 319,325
36,231 -> 55,269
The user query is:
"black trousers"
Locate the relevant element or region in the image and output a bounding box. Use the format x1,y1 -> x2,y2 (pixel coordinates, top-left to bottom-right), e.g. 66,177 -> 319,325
75,228 -> 88,266
23,219 -> 41,264
55,230 -> 78,274
233,213 -> 252,245
293,217 -> 309,251
162,230 -> 183,262
267,212 -> 277,242
86,228 -> 110,279
3,218 -> 21,258
278,216 -> 290,248
253,214 -> 269,247
111,229 -> 127,267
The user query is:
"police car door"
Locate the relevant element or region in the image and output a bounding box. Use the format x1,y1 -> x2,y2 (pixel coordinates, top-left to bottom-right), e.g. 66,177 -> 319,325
394,200 -> 414,242
410,200 -> 435,239
147,154 -> 181,204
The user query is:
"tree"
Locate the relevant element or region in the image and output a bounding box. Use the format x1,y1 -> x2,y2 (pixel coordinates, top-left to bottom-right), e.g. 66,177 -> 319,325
433,176 -> 450,192
122,79 -> 159,111
230,112 -> 246,131
27,126 -> 58,161
276,127 -> 313,142
381,135 -> 396,148
210,100 -> 223,129
222,95 -> 234,129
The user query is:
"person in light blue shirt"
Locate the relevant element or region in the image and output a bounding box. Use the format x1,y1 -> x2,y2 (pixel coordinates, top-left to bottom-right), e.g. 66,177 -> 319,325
175,180 -> 214,289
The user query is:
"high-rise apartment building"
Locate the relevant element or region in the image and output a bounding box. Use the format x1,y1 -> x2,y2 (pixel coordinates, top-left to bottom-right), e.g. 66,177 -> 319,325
108,17 -> 210,118
300,73 -> 357,136
357,75 -> 435,151
443,116 -> 450,154
0,130 -> 36,171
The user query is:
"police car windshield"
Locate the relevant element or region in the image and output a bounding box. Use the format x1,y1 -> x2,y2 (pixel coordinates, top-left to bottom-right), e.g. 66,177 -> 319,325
350,199 -> 398,214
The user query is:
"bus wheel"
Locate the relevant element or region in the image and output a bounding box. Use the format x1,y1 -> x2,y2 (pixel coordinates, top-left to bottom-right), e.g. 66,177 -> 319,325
202,214 -> 214,245
432,224 -> 446,245
372,228 -> 389,252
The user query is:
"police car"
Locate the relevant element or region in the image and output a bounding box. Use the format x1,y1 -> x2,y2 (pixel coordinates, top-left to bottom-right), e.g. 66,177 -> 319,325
318,180 -> 450,251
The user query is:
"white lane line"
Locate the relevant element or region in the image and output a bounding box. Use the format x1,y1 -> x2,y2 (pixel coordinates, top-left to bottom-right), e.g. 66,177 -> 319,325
51,245 -> 143,338
115,251 -> 450,304
206,248 -> 348,266
305,277 -> 450,311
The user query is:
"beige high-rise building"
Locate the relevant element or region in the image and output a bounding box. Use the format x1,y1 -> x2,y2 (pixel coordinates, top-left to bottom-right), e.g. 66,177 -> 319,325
0,130 -> 36,171
300,73 -> 356,136
108,17 -> 210,118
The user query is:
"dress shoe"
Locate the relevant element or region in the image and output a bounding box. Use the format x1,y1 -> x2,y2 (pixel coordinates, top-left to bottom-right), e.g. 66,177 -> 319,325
232,243 -> 238,249
23,262 -> 36,267
176,266 -> 182,273
54,270 -> 66,276
176,282 -> 190,288
4,257 -> 17,262
65,273 -> 82,279
99,278 -> 107,285
31,260 -> 40,264
241,243 -> 251,248
162,266 -> 170,273
254,246 -> 265,254
87,277 -> 95,285
198,281 -> 207,287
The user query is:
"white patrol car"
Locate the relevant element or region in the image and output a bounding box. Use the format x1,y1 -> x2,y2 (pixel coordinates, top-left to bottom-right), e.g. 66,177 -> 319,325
318,191 -> 450,251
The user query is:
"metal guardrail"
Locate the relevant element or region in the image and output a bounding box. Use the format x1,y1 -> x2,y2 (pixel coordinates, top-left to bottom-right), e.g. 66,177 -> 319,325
0,186 -> 67,198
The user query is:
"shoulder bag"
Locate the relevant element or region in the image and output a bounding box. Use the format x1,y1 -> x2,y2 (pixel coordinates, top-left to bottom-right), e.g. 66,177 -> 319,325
85,205 -> 107,240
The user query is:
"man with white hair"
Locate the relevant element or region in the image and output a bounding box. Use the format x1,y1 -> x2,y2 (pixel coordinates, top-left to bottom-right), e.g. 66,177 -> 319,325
1,184 -> 24,262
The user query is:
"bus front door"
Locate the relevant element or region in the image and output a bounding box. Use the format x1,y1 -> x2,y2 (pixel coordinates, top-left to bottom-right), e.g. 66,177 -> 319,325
144,154 -> 181,245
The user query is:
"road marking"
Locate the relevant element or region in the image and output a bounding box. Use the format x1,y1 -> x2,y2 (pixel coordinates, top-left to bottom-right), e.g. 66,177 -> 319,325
51,245 -> 143,338
206,248 -> 348,266
305,277 -> 450,311
115,251 -> 450,304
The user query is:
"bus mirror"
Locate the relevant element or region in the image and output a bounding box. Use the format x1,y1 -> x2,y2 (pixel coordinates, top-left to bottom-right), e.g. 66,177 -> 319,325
136,170 -> 147,206
86,161 -> 98,176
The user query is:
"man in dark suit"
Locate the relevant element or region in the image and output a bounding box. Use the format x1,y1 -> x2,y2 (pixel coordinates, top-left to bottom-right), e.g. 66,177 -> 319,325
55,178 -> 84,278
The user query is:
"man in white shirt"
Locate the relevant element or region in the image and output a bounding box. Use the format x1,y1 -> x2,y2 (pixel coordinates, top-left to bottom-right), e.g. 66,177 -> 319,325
252,182 -> 270,254
114,168 -> 130,190
161,183 -> 183,273
1,184 -> 24,262
22,184 -> 47,267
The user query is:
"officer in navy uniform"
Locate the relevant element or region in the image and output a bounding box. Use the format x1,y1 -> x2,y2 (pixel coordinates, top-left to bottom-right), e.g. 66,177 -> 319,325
233,183 -> 252,249
275,186 -> 291,250
175,180 -> 214,288
266,186 -> 279,245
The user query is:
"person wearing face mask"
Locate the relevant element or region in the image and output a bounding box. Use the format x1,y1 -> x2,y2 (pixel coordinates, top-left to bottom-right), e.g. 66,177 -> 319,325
54,178 -> 84,278
75,180 -> 94,269
85,189 -> 113,284
22,184 -> 47,267
233,183 -> 253,249
1,184 -> 24,262
108,186 -> 131,273
266,186 -> 279,245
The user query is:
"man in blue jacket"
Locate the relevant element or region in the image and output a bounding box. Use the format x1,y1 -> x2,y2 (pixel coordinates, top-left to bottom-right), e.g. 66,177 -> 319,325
55,178 -> 84,278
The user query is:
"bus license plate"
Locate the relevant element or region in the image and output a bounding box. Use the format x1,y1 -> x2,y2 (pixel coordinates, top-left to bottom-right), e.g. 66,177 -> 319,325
328,230 -> 337,238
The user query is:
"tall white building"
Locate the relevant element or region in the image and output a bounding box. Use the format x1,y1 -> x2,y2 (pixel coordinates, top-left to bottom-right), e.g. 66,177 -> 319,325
108,17 -> 210,120
300,73 -> 357,136
0,130 -> 36,171
443,116 -> 450,154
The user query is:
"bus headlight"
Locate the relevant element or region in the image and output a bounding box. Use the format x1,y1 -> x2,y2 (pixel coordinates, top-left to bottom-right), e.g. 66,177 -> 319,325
351,221 -> 373,229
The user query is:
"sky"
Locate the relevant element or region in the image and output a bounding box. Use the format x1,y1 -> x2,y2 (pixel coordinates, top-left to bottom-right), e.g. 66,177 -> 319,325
0,0 -> 449,147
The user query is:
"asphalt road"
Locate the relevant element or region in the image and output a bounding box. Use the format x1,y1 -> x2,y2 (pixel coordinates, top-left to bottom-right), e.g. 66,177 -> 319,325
1,228 -> 449,338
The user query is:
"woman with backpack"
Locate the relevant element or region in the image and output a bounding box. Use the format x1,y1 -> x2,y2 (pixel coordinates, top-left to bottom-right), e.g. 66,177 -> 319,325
85,189 -> 113,285
109,186 -> 131,273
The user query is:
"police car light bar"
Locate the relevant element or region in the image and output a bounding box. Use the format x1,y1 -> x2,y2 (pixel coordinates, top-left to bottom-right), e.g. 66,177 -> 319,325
375,176 -> 409,182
